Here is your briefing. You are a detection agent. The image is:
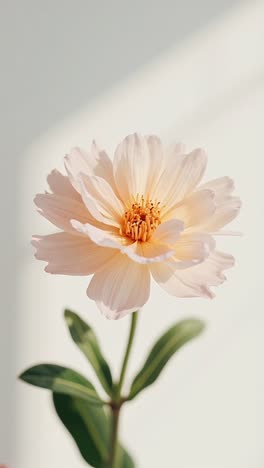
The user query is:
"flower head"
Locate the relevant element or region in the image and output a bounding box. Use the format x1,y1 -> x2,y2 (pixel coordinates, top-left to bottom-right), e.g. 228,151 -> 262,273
33,133 -> 240,319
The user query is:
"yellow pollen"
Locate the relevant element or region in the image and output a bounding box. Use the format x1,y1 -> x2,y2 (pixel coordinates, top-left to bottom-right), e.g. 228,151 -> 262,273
120,195 -> 161,242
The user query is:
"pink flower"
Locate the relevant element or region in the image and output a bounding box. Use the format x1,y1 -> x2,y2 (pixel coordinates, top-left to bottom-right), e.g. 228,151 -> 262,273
33,134 -> 240,319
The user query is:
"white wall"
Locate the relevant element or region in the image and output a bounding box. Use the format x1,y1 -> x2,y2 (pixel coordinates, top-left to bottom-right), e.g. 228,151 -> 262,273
1,1 -> 263,467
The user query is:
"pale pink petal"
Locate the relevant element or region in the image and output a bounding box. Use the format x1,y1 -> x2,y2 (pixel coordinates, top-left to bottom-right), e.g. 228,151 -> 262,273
34,193 -> 92,233
78,173 -> 124,228
153,148 -> 207,216
64,142 -> 116,192
122,240 -> 175,264
113,133 -> 164,203
189,250 -> 235,286
174,232 -> 215,263
121,219 -> 184,264
169,142 -> 186,156
71,220 -> 131,249
151,261 -> 212,298
193,177 -> 241,233
47,169 -> 81,200
87,253 -> 150,319
198,176 -> 234,203
165,190 -> 215,227
32,232 -> 115,275
71,219 -> 175,264
163,142 -> 186,164
198,196 -> 241,232
151,250 -> 234,298
151,219 -> 184,244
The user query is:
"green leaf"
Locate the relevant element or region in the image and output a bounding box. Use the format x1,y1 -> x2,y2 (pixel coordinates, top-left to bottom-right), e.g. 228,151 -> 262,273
115,444 -> 135,468
19,364 -> 103,406
53,393 -> 135,467
129,319 -> 205,400
53,393 -> 108,467
64,309 -> 113,397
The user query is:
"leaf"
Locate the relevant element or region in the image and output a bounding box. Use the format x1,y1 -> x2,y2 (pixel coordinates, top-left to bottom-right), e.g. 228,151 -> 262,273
115,445 -> 135,468
129,319 -> 205,400
53,393 -> 135,468
19,364 -> 103,405
53,393 -> 108,467
64,309 -> 113,397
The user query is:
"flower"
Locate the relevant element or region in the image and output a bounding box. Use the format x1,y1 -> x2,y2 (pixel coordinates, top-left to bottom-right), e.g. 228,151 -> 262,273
32,133 -> 240,319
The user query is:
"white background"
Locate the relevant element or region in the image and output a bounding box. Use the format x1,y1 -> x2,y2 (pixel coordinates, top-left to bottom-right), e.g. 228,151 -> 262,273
1,1 -> 264,467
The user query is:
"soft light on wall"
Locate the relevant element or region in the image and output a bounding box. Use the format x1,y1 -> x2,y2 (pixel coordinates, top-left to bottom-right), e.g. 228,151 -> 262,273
13,1 -> 264,467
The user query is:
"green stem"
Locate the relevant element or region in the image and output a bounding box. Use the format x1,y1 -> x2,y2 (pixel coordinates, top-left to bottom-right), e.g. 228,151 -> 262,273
108,311 -> 138,467
117,311 -> 138,398
108,404 -> 121,468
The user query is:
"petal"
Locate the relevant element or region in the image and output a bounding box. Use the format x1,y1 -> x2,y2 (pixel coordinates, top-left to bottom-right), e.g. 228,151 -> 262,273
72,220 -> 175,264
121,219 -> 184,264
122,241 -> 175,264
113,133 -> 164,203
198,197 -> 241,232
72,218 -> 184,264
64,141 -> 116,192
166,142 -> 186,159
198,176 -> 234,203
174,232 -> 215,263
151,250 -> 234,298
194,177 -> 241,233
87,253 -> 151,319
47,169 -> 81,200
154,148 -> 207,216
166,190 -> 215,227
189,250 -> 235,287
152,219 -> 184,244
78,173 -> 124,228
32,232 -> 115,275
71,220 -> 131,249
34,193 -> 92,233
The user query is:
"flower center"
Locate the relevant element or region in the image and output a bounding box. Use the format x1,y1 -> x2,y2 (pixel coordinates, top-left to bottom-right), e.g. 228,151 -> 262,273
120,195 -> 161,242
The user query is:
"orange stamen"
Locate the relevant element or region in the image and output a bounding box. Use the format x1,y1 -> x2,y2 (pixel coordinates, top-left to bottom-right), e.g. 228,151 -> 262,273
120,196 -> 161,242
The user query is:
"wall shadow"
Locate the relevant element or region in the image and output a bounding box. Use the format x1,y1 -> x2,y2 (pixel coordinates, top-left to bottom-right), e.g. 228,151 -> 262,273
0,0 -> 243,464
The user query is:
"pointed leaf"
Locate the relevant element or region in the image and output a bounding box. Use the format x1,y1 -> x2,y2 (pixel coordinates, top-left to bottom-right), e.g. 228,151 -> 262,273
129,319 -> 205,400
65,309 -> 113,397
19,364 -> 103,405
53,393 -> 108,467
115,444 -> 135,468
53,393 -> 135,467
